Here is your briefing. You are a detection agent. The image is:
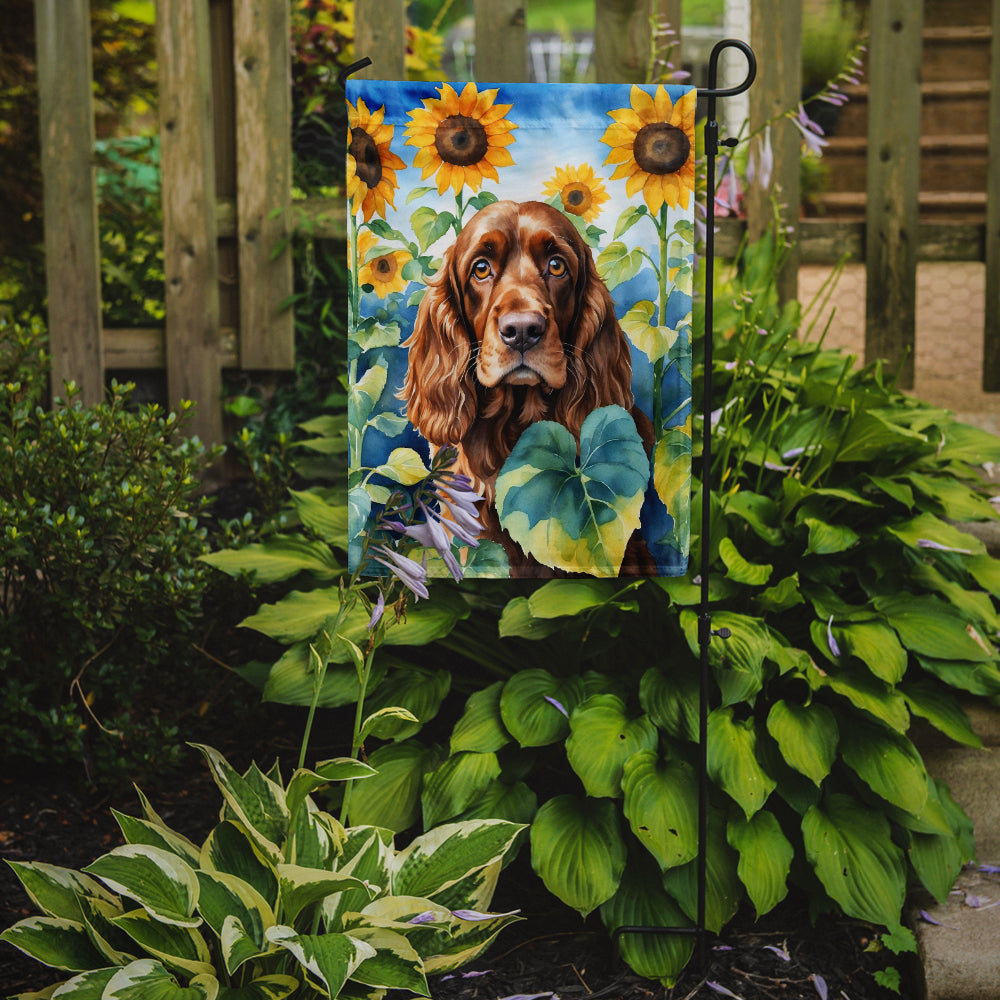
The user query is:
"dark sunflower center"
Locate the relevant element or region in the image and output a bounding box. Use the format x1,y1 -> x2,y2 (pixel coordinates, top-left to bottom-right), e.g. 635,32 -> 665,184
434,115 -> 489,166
350,126 -> 383,187
562,182 -> 592,215
373,255 -> 397,279
633,122 -> 690,175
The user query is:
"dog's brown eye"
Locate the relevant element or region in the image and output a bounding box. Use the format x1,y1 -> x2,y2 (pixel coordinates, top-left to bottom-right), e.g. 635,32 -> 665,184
547,257 -> 568,277
471,259 -> 492,280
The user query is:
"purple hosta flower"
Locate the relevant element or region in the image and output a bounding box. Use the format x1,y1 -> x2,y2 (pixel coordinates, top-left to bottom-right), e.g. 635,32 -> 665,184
544,695 -> 569,718
791,104 -> 828,157
917,538 -> 973,555
812,974 -> 828,1000
441,970 -> 493,981
715,156 -> 742,216
763,944 -> 791,962
747,124 -> 774,190
707,983 -> 742,999
372,545 -> 429,600
497,994 -> 557,1000
435,478 -> 484,547
407,911 -> 438,925
827,615 -> 841,658
979,864 -> 1000,874
367,590 -> 385,631
452,908 -> 521,921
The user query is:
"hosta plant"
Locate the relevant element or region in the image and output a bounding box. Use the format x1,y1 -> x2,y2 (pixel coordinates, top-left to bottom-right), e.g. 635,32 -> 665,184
1,744 -> 523,999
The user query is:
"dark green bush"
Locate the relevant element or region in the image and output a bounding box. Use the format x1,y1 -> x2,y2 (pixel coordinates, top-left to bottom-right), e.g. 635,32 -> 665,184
0,317 -> 220,783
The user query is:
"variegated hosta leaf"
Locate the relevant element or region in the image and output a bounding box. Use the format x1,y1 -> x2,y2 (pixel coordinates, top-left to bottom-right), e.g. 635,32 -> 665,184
110,908 -> 214,979
421,906 -> 522,975
101,958 -> 218,1000
706,707 -> 776,819
391,820 -> 524,901
529,795 -> 626,917
600,853 -> 694,987
727,810 -> 793,918
265,926 -> 375,998
288,802 -> 343,870
199,822 -> 278,910
322,828 -> 394,931
77,894 -> 135,966
42,966 -> 118,997
4,861 -> 118,922
566,695 -> 658,798
345,926 -> 429,995
802,793 -> 906,926
112,811 -> 202,868
276,865 -> 375,925
83,845 -> 200,928
0,916 -> 107,972
285,760 -> 376,824
195,871 -> 274,974
765,700 -> 838,786
191,745 -> 288,863
214,974 -> 300,1000
621,751 -> 699,871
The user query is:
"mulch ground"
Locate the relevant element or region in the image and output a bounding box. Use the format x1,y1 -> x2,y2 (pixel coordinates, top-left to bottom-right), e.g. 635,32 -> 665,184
1,741 -> 914,1000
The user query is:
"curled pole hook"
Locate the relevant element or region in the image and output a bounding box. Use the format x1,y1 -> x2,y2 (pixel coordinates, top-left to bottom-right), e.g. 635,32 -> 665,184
338,56 -> 373,89
701,38 -> 757,100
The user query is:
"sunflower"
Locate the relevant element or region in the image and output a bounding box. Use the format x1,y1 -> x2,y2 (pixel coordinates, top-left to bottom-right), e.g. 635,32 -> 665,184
601,85 -> 697,214
404,82 -> 517,196
542,163 -> 610,223
347,97 -> 406,222
358,247 -> 413,297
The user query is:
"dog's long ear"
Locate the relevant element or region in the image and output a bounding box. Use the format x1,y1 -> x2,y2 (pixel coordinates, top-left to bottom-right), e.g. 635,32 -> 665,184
555,249 -> 635,434
398,247 -> 478,445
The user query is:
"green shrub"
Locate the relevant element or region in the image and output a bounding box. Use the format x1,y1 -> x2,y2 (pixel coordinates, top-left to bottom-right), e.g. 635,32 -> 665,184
0,317 -> 220,783
1,743 -> 524,998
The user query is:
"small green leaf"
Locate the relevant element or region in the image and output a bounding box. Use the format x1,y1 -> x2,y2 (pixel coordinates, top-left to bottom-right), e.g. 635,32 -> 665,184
595,240 -> 645,289
620,300 -> 678,363
765,701 -> 838,786
718,537 -> 772,586
727,811 -> 793,917
450,682 -> 511,754
707,708 -> 776,818
372,447 -> 431,486
421,751 -> 502,828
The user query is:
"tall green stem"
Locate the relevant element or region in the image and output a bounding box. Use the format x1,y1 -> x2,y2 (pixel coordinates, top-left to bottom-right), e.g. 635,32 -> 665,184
339,642 -> 376,825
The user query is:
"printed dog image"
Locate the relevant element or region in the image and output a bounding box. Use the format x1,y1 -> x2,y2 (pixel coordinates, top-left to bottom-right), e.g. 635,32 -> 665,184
400,200 -> 654,573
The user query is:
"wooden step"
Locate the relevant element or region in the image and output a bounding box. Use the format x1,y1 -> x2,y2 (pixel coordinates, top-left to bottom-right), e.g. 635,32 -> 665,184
922,25 -> 993,83
922,0 -> 992,28
812,190 -> 987,222
833,80 -> 991,137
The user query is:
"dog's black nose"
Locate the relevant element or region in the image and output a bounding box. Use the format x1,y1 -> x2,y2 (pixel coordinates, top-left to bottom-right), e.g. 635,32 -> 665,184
498,311 -> 545,354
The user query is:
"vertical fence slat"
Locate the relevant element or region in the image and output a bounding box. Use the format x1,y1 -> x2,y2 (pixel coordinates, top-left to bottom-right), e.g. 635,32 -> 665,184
233,0 -> 294,369
474,0 -> 527,82
654,0 -> 682,78
355,0 -> 406,79
157,0 -> 223,445
747,0 -> 801,304
864,0 -> 923,390
594,0 -> 654,83
34,0 -> 103,405
983,0 -> 1000,390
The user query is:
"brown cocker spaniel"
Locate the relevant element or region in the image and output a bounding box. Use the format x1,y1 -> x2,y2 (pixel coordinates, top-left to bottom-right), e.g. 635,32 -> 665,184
400,199 -> 653,573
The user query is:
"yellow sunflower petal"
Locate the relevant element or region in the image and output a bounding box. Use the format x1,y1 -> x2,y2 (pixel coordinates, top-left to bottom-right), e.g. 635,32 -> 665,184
479,102 -> 516,127
483,146 -> 515,168
458,81 -> 481,115
602,123 -> 639,148
604,145 -> 636,167
629,84 -> 656,123
653,86 -> 675,122
436,160 -> 455,195
477,158 -> 500,184
625,169 -> 647,199
609,107 -> 645,133
642,172 -> 665,214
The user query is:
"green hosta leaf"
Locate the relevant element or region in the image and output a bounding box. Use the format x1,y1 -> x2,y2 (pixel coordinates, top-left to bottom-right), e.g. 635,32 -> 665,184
886,511 -> 985,556
216,975 -> 299,1000
372,447 -> 431,486
808,661 -> 910,732
421,751 -> 502,828
906,472 -> 998,521
803,517 -> 859,556
360,706 -> 421,742
621,751 -> 698,870
285,760 -> 376,822
527,579 -> 621,618
839,718 -> 929,817
765,700 -> 838,786
450,682 -> 511,754
191,746 -> 287,863
620,299 -> 678,363
499,669 -> 584,747
200,822 -> 278,910
802,793 -> 906,926
566,695 -> 658,798
288,489 -> 348,545
680,610 -> 770,707
453,779 -> 538,827
265,926 -> 375,998
661,811 -> 741,933
835,410 -> 927,463
901,680 -> 982,748
530,795 -> 626,917
725,490 -> 784,545
639,664 -> 699,742
277,865 -> 374,925
111,909 -> 214,978
596,240 -> 644,289
392,820 -> 524,901
4,862 -> 118,922
495,405 -> 648,576
875,594 -> 995,662
497,596 -> 565,639
756,573 -> 804,614
103,959 -> 217,1000
83,846 -> 200,928
833,621 -> 908,683
727,811 -> 793,918
347,740 -> 442,832
916,655 -> 1000,697
707,708 -> 776,819
718,536 -> 772,586
600,853 -> 694,987
199,536 -> 340,584
346,926 -> 428,994
967,553 -> 1000,597
0,916 -> 107,971
908,781 -> 969,904
362,667 -> 451,740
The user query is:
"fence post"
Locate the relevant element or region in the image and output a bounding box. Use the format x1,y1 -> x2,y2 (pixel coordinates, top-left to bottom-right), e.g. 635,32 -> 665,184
594,0 -> 657,83
233,0 -> 294,370
157,0 -> 223,445
474,0 -> 527,82
864,0 -> 923,389
746,0 -> 801,305
34,0 -> 104,405
983,0 -> 1000,391
355,0 -> 406,80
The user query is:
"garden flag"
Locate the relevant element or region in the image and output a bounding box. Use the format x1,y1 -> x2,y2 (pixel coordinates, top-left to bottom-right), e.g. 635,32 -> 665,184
347,79 -> 695,579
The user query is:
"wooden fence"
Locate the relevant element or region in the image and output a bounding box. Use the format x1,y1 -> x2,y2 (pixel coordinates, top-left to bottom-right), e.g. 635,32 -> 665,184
33,0 -> 1000,445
